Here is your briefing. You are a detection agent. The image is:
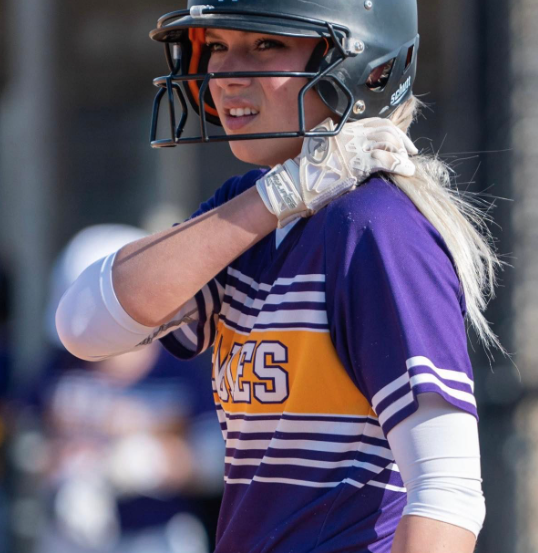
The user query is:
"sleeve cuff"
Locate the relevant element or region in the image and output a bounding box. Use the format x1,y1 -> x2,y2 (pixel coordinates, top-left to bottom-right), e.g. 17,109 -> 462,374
100,251 -> 157,334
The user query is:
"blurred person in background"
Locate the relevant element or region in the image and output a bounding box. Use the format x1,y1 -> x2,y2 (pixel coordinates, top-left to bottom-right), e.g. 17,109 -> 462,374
23,225 -> 224,553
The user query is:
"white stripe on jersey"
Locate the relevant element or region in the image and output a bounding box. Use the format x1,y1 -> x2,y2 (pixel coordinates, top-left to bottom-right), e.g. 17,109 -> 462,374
222,289 -> 326,311
372,355 -> 475,414
344,478 -> 406,493
224,474 -> 405,491
201,284 -> 215,352
407,356 -> 475,391
223,305 -> 328,329
224,475 -> 339,488
224,456 -> 399,473
224,415 -> 382,438
227,267 -> 325,291
225,437 -> 394,459
179,322 -> 198,346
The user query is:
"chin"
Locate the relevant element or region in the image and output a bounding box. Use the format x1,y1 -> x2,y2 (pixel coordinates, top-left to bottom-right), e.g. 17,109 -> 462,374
229,136 -> 303,167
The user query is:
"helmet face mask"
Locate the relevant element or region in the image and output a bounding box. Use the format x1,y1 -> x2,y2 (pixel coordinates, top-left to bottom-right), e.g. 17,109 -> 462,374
149,1 -> 419,148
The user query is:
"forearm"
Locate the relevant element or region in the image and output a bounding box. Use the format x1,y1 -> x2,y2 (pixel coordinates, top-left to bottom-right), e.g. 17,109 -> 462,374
113,186 -> 277,327
392,515 -> 476,553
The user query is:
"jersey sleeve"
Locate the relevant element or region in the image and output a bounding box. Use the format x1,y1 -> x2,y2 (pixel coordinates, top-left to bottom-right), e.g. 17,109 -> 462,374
160,169 -> 266,360
325,178 -> 475,437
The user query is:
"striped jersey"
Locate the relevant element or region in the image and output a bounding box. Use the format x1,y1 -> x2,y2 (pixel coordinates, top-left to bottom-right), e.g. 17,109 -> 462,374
160,170 -> 477,553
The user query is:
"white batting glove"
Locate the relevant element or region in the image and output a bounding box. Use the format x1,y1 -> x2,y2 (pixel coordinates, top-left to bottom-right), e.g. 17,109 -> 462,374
256,117 -> 418,228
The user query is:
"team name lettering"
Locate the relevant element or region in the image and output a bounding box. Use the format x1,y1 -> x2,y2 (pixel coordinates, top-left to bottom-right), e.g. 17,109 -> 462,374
213,338 -> 290,404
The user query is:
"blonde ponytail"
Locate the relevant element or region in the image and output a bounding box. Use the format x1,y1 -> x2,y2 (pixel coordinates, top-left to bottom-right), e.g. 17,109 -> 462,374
388,96 -> 505,354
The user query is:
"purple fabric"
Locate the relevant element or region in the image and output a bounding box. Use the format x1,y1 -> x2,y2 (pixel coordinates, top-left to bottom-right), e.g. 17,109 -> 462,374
160,173 -> 477,553
324,178 -> 475,436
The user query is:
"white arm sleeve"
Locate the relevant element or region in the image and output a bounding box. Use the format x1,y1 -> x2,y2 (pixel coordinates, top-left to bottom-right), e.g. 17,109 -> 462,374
387,393 -> 485,538
56,252 -> 199,361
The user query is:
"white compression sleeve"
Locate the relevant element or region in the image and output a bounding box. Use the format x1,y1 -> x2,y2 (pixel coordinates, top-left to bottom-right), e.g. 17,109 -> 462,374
387,393 -> 485,538
56,252 -> 198,361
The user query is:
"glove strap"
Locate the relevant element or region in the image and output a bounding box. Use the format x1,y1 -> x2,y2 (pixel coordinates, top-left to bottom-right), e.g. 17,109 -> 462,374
256,161 -> 308,228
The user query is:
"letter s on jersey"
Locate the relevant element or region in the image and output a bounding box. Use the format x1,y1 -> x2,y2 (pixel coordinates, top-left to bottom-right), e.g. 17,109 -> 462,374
253,341 -> 289,404
213,338 -> 290,405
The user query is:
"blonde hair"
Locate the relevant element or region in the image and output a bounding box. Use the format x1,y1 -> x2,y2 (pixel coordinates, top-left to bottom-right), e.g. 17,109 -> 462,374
388,96 -> 505,354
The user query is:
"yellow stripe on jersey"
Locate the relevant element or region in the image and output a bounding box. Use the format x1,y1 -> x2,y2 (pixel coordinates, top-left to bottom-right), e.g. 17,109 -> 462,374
212,324 -> 374,417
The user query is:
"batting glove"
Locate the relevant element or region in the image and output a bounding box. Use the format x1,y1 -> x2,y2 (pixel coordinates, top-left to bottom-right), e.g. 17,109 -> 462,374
256,117 -> 418,228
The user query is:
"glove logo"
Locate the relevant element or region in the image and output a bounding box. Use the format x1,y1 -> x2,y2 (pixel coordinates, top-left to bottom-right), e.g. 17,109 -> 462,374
306,133 -> 330,166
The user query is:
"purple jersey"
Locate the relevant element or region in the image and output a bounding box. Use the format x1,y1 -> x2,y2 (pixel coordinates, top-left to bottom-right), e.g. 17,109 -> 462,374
161,171 -> 476,553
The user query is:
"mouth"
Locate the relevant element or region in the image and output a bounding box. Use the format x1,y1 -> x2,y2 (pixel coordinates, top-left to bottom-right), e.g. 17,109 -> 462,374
223,106 -> 260,131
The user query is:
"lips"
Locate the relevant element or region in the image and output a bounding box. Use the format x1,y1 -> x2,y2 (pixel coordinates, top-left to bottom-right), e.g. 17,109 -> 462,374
221,100 -> 260,131
229,107 -> 259,117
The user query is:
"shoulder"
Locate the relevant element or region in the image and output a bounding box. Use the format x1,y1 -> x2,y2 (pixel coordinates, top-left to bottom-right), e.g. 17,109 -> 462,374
322,177 -> 461,293
323,177 -> 452,257
324,177 -> 425,234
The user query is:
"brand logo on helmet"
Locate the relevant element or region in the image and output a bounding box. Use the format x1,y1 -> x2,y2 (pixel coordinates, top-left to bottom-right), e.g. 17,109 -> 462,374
390,76 -> 412,107
306,132 -> 330,166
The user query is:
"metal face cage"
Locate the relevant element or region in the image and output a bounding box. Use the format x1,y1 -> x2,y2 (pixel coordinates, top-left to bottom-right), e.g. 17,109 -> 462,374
149,7 -> 360,148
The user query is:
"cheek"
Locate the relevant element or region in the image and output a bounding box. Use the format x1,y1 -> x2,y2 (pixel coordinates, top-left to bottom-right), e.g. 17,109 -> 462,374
304,89 -> 334,128
265,77 -> 333,126
267,76 -> 300,101
209,81 -> 220,109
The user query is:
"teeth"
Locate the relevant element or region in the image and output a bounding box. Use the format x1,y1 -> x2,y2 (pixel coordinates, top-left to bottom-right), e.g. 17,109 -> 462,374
230,108 -> 259,117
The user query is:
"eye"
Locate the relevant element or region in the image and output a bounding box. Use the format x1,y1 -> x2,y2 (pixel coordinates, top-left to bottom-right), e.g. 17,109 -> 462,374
205,41 -> 227,54
254,38 -> 286,51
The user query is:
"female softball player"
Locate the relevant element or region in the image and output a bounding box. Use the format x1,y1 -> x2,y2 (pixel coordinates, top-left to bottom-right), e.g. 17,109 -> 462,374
57,1 -> 500,551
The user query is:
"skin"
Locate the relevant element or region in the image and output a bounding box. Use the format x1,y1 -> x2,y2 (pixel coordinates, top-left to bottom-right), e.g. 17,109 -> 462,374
113,30 -> 478,553
206,29 -> 334,167
392,516 -> 477,553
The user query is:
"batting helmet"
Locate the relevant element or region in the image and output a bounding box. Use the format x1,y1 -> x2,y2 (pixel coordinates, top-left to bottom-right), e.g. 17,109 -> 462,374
149,0 -> 419,147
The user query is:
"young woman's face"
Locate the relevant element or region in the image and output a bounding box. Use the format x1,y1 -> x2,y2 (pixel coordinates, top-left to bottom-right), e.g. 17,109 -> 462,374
206,29 -> 334,167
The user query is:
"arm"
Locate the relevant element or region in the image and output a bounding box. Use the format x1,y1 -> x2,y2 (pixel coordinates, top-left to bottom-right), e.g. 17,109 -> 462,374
113,186 -> 276,327
58,119 -> 416,358
114,117 -> 418,327
388,394 -> 485,553
392,516 -> 476,553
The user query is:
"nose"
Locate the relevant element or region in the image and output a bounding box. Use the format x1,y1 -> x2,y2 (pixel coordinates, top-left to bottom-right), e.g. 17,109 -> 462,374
209,51 -> 253,91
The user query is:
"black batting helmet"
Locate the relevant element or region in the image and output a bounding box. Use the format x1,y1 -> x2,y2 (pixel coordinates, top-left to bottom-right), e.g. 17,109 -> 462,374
149,0 -> 419,147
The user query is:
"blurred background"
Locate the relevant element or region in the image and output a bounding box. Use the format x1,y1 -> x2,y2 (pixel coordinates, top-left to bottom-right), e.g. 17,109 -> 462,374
0,0 -> 534,551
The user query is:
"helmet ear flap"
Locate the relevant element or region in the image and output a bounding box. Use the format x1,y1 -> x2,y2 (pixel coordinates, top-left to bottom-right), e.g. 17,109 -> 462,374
306,38 -> 347,120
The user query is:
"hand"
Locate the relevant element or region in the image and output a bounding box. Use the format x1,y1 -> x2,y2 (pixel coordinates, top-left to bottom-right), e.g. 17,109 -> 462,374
256,117 -> 418,227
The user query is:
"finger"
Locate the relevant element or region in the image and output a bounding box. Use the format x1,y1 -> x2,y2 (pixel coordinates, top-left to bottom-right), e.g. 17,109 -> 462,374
364,139 -> 403,155
364,132 -> 406,153
390,127 -> 418,155
371,150 -> 416,177
364,123 -> 418,155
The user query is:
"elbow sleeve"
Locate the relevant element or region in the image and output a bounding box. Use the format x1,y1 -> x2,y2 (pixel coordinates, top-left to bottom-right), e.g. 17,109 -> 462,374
387,393 -> 486,538
56,252 -> 158,361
